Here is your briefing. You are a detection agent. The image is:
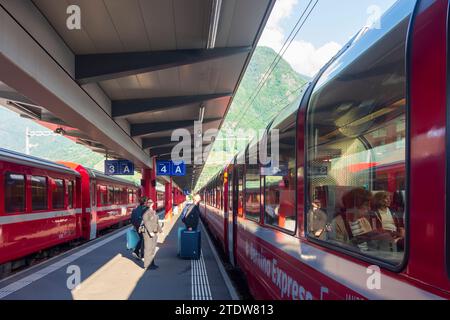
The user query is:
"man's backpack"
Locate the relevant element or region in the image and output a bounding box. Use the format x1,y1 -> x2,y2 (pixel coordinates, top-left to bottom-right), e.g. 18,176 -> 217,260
181,204 -> 194,222
131,205 -> 146,229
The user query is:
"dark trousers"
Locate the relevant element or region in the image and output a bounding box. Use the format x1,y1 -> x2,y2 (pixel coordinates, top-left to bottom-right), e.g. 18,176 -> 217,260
134,228 -> 144,257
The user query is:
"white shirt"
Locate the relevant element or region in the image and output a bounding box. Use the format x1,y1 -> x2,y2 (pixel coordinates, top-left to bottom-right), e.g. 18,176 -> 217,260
378,208 -> 397,232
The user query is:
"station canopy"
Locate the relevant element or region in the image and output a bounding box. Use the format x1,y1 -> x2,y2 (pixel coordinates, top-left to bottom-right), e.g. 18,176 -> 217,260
0,0 -> 274,190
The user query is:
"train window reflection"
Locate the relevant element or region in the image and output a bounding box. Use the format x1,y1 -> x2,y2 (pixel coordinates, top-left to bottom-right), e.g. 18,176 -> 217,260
52,179 -> 65,209
245,164 -> 260,222
5,173 -> 25,213
31,176 -> 48,211
68,181 -> 74,209
263,122 -> 296,232
306,13 -> 408,266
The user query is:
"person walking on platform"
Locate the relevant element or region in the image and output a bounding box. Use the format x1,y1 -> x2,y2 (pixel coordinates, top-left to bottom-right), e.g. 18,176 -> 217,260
131,197 -> 148,260
182,194 -> 201,231
140,198 -> 163,270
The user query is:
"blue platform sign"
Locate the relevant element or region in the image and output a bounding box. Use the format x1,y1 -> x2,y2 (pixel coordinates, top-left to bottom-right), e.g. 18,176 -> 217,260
156,160 -> 186,176
156,160 -> 171,176
104,160 -> 134,176
171,161 -> 186,176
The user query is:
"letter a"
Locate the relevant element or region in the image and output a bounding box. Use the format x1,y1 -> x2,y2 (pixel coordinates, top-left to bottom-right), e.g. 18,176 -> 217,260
66,5 -> 81,30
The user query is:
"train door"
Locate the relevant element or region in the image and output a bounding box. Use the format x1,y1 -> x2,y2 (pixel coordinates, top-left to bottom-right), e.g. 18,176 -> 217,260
89,180 -> 97,240
227,165 -> 235,265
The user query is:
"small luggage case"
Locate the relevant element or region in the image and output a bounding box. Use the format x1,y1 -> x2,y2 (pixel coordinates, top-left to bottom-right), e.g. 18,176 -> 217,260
126,228 -> 140,250
179,229 -> 201,259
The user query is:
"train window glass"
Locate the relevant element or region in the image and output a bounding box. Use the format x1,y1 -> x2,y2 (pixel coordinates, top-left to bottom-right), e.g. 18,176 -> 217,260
306,14 -> 409,266
245,163 -> 260,222
107,186 -> 114,205
68,181 -> 74,209
5,173 -> 25,213
263,117 -> 297,232
236,165 -> 244,217
98,185 -> 107,205
113,187 -> 117,204
52,179 -> 65,209
228,168 -> 233,213
31,176 -> 48,211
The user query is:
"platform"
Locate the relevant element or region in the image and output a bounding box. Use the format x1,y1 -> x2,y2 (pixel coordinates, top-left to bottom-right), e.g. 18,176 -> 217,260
0,214 -> 235,300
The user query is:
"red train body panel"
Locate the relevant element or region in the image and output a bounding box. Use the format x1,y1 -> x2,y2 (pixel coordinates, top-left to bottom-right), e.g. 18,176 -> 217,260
0,151 -> 139,266
199,0 -> 450,299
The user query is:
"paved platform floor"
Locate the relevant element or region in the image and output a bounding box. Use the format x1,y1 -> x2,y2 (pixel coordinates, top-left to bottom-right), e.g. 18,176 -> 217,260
0,214 -> 233,300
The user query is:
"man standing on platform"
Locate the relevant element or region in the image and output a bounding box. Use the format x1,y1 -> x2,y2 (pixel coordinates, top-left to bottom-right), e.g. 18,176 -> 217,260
131,196 -> 148,260
182,194 -> 201,231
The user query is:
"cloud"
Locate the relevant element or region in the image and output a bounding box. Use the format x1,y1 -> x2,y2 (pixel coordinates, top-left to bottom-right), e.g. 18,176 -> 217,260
283,40 -> 341,77
258,0 -> 342,77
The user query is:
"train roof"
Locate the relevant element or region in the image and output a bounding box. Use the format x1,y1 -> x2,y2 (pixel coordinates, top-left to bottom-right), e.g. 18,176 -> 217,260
0,148 -> 80,176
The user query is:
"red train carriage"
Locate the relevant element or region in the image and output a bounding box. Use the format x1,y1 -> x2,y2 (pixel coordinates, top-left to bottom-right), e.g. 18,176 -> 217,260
0,150 -> 139,268
199,0 -> 450,299
0,149 -> 82,265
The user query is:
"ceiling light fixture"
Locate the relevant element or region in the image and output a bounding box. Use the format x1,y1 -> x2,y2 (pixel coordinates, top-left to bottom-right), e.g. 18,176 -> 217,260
207,0 -> 222,49
198,104 -> 205,123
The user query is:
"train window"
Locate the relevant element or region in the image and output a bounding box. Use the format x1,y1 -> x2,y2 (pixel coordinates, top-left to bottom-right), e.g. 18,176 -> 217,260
228,167 -> 233,213
108,186 -> 114,205
68,181 -> 74,209
306,12 -> 409,266
98,185 -> 107,205
5,173 -> 25,213
245,162 -> 260,222
31,176 -> 48,211
263,116 -> 297,232
52,179 -> 65,209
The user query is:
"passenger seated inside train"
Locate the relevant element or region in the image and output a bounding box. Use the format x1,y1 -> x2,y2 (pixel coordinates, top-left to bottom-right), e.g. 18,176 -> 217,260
264,190 -> 280,225
369,191 -> 405,250
307,198 -> 327,238
327,188 -> 373,250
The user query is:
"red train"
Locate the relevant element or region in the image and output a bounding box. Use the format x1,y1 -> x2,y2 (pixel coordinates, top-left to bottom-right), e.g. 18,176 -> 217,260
199,0 -> 450,299
0,148 -> 139,269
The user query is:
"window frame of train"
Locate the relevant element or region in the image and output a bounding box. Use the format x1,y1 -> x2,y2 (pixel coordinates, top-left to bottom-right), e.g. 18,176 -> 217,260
304,0 -> 414,271
52,178 -> 65,210
31,175 -> 49,211
67,180 -> 75,209
244,143 -> 261,223
262,112 -> 298,235
4,172 -> 26,214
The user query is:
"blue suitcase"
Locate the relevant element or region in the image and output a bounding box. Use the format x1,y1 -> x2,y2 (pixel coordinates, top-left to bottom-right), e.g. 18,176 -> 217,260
177,227 -> 185,255
179,230 -> 201,260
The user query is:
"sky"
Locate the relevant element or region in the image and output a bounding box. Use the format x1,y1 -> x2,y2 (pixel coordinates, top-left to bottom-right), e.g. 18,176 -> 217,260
258,0 -> 399,77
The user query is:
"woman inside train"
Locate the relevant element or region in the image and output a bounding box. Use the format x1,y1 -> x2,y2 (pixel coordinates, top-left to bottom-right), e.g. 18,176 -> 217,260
328,188 -> 373,250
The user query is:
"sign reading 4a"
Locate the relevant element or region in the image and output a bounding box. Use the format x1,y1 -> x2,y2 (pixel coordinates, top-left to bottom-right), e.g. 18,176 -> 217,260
156,160 -> 186,176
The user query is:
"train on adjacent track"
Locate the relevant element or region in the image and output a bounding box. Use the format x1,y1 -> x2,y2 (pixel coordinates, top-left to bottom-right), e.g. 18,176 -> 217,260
199,0 -> 450,299
0,148 -> 140,272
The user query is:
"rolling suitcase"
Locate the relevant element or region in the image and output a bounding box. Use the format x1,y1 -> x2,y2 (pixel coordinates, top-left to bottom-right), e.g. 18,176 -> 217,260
179,230 -> 201,260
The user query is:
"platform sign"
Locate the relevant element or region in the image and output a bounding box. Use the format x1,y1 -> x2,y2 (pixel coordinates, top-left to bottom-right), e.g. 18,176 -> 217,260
104,160 -> 134,176
171,161 -> 186,176
156,160 -> 186,176
156,160 -> 171,176
183,189 -> 190,195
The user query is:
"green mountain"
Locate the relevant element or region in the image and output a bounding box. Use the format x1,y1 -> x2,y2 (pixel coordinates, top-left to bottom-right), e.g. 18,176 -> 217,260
196,46 -> 309,189
0,107 -> 141,184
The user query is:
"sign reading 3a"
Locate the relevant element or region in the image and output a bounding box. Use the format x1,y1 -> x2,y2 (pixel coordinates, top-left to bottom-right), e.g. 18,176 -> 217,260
104,160 -> 135,176
156,160 -> 186,176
